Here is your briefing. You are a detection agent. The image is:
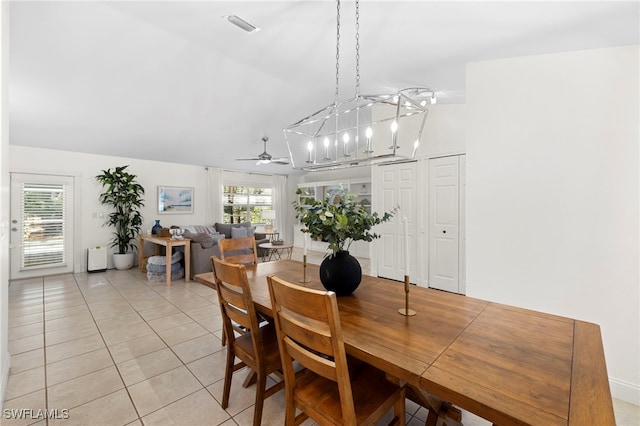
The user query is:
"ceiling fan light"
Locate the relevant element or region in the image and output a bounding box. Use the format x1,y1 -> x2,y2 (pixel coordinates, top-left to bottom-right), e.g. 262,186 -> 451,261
223,15 -> 260,33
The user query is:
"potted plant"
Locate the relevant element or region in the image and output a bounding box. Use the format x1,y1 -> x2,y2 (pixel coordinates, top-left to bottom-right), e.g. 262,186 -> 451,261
293,186 -> 397,295
96,165 -> 145,270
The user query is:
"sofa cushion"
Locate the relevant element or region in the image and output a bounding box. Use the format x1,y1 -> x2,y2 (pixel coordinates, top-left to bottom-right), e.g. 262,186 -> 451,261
183,225 -> 217,236
230,226 -> 256,239
182,230 -> 215,249
215,222 -> 252,239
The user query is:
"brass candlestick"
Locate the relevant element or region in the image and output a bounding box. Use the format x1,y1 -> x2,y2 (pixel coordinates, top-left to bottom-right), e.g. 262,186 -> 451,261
299,254 -> 311,283
398,275 -> 416,316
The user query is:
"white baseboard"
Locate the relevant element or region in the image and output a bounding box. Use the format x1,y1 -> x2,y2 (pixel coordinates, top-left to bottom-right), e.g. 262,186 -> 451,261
0,351 -> 11,410
610,376 -> 640,406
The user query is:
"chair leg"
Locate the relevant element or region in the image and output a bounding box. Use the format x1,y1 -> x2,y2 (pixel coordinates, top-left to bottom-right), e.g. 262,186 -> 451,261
393,388 -> 406,426
221,348 -> 235,408
253,372 -> 268,426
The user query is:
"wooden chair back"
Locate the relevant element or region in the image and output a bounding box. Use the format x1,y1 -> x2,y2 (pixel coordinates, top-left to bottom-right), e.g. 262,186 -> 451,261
219,236 -> 259,265
268,275 -> 405,425
211,256 -> 261,346
211,256 -> 284,426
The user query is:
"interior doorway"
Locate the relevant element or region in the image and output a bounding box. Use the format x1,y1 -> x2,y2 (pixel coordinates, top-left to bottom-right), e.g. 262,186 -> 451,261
428,155 -> 465,294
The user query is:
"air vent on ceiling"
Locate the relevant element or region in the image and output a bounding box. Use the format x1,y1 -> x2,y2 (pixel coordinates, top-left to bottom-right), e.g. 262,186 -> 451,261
223,15 -> 260,33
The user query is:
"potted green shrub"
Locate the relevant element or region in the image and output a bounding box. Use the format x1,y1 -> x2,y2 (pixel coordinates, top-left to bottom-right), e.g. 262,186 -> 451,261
96,165 -> 145,270
293,186 -> 397,295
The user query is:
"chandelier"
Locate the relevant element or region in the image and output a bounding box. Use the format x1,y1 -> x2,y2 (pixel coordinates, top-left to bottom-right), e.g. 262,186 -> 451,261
284,0 -> 436,171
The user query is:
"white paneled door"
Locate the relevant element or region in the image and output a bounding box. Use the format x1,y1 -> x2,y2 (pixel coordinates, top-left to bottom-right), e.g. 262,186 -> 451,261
374,161 -> 417,282
10,173 -> 75,279
428,155 -> 465,294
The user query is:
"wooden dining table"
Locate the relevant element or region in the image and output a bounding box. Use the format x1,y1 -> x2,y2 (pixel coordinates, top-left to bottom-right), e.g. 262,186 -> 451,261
195,259 -> 615,426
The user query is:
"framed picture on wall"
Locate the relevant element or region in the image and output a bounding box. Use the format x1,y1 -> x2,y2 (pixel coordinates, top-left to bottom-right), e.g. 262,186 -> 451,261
158,186 -> 194,214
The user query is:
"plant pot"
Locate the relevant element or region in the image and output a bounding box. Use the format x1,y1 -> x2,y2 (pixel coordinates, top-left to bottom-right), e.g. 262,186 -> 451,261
113,253 -> 135,270
319,251 -> 362,296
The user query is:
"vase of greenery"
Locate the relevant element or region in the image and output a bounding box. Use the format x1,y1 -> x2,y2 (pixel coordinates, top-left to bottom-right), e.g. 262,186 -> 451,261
96,165 -> 145,270
293,186 -> 397,295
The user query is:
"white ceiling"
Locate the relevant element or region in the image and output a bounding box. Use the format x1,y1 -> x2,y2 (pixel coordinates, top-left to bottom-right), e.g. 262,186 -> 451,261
9,1 -> 639,175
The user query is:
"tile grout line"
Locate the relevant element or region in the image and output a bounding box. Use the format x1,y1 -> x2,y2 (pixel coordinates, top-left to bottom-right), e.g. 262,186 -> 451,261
70,272 -> 146,425
76,270 -> 224,424
41,276 -> 49,426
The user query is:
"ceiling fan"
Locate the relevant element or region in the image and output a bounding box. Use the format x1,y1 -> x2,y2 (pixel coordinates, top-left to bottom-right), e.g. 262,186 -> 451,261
236,137 -> 289,166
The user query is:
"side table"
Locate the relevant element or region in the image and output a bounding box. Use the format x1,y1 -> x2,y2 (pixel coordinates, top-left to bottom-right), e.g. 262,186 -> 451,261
258,242 -> 294,262
139,234 -> 190,286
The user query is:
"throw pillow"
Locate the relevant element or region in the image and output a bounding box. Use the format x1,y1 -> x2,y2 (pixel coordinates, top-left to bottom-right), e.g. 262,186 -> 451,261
211,233 -> 225,244
182,231 -> 215,249
231,227 -> 248,239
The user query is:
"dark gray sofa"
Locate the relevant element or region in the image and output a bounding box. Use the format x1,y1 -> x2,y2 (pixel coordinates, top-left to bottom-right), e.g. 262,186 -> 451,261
179,223 -> 268,279
213,222 -> 269,258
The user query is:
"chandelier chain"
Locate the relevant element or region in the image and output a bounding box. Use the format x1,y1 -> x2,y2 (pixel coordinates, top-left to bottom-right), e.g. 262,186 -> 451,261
355,0 -> 360,97
335,0 -> 341,105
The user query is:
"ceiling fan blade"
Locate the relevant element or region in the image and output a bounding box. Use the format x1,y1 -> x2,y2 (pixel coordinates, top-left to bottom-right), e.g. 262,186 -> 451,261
235,157 -> 260,161
271,159 -> 290,165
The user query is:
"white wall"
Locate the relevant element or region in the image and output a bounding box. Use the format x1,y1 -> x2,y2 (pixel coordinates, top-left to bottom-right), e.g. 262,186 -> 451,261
421,104 -> 466,157
0,0 -> 11,407
10,146 -> 210,271
466,45 -> 639,404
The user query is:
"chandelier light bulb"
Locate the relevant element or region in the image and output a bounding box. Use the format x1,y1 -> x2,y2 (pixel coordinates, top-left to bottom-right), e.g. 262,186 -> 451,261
391,121 -> 398,133
365,127 -> 373,139
420,100 -> 427,107
430,93 -> 437,105
342,132 -> 350,156
306,141 -> 313,163
364,126 -> 373,153
323,137 -> 330,159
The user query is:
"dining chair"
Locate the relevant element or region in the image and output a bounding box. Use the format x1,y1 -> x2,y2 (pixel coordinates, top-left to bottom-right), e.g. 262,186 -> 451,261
267,275 -> 406,426
219,236 -> 259,265
211,256 -> 283,426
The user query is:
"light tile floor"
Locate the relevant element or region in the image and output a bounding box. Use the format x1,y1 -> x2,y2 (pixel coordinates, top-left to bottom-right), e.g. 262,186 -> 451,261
4,248 -> 639,426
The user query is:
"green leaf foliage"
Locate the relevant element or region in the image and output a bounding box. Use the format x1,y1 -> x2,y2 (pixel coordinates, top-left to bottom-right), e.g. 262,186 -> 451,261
96,165 -> 145,254
293,186 -> 398,258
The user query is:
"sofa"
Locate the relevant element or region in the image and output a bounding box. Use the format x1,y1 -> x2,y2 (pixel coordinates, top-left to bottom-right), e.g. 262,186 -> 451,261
179,223 -> 268,279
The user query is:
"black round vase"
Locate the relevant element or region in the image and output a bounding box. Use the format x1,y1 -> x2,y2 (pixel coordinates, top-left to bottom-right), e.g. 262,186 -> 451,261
319,251 -> 362,296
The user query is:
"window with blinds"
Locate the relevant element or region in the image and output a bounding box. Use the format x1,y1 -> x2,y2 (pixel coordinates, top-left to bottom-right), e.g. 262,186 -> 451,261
20,182 -> 66,269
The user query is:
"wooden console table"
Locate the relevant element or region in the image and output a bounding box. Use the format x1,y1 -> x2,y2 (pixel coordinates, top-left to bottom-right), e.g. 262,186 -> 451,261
138,234 -> 190,286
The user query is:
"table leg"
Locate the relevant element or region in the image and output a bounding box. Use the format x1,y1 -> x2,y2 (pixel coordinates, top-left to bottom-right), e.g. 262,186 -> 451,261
165,247 -> 171,286
184,242 -> 190,282
138,236 -> 145,272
